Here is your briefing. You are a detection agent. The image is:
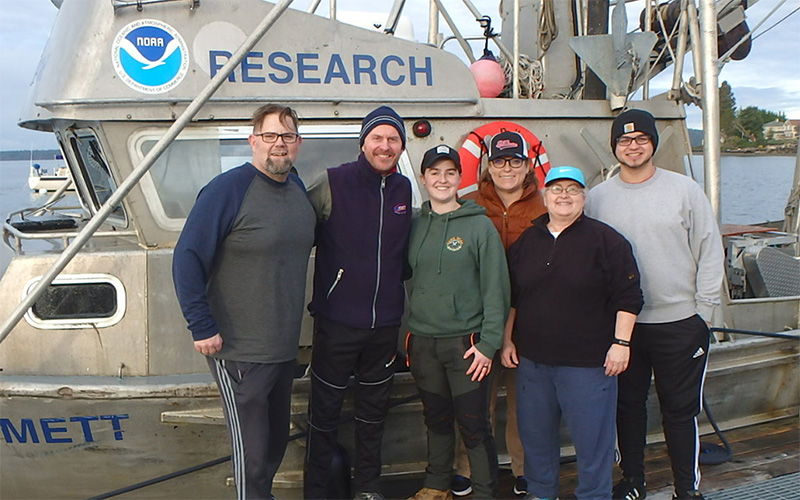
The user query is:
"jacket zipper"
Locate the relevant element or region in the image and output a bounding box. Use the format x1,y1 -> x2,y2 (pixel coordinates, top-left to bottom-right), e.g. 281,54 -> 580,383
371,176 -> 387,329
326,268 -> 345,299
546,229 -> 559,266
503,211 -> 508,245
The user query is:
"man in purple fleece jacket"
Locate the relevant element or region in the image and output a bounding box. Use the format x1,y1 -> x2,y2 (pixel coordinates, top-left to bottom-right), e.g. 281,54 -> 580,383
304,106 -> 412,500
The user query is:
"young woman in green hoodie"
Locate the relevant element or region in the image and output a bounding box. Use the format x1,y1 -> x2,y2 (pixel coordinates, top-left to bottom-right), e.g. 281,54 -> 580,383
405,145 -> 510,500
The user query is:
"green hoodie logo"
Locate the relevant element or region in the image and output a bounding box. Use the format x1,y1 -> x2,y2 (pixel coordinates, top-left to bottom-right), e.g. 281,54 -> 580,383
446,236 -> 464,252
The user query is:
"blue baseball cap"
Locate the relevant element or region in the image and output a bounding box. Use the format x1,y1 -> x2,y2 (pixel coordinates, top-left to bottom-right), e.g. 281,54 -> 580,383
544,166 -> 585,187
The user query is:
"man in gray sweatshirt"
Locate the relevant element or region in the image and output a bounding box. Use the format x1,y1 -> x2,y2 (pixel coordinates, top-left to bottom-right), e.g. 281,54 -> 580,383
586,109 -> 724,500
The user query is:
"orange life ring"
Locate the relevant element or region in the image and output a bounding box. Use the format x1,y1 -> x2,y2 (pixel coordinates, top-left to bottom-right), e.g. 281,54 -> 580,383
457,121 -> 551,194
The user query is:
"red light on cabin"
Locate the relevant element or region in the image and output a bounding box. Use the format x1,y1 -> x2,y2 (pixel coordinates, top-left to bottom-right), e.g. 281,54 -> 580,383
413,120 -> 432,138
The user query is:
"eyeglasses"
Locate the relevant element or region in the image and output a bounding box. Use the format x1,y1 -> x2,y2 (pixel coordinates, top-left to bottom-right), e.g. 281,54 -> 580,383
616,135 -> 651,146
546,185 -> 584,195
489,157 -> 526,169
254,132 -> 300,143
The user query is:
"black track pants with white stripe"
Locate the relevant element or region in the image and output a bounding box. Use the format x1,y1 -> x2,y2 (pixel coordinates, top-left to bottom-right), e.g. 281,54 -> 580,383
616,314 -> 710,496
208,357 -> 296,500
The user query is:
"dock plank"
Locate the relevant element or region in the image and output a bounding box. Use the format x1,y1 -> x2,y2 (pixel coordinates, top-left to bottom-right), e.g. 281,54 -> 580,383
550,417 -> 799,500
208,416 -> 799,499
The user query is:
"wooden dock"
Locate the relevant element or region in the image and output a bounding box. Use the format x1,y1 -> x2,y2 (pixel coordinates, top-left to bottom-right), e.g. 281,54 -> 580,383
118,415 -> 798,499
375,416 -> 799,499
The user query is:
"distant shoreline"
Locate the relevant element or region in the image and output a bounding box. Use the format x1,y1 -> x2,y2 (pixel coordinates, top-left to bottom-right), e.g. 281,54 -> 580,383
1,148 -> 796,163
0,150 -> 61,162
692,148 -> 798,157
721,151 -> 797,157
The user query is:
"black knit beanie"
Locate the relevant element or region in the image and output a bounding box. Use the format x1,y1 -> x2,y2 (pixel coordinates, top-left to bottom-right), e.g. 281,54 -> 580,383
611,109 -> 659,151
360,106 -> 406,148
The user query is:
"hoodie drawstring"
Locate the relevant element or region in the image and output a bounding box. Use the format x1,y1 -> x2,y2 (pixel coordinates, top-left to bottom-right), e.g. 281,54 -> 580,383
436,214 -> 451,274
413,212 -> 434,271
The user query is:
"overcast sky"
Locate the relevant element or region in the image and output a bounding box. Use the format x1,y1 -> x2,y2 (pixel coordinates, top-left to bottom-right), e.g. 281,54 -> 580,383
1,0 -> 798,151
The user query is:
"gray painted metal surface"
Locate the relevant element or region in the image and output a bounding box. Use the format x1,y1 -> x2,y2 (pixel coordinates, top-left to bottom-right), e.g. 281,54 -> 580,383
707,472 -> 800,500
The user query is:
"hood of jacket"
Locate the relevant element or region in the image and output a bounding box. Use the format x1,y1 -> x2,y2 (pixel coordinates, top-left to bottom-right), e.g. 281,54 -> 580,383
414,199 -> 487,273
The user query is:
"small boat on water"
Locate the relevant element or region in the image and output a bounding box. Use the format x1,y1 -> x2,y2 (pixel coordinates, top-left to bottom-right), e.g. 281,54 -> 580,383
27,159 -> 73,193
0,1 -> 797,498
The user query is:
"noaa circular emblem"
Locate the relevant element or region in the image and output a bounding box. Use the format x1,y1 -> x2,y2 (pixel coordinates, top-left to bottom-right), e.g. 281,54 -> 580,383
112,20 -> 188,94
446,236 -> 464,252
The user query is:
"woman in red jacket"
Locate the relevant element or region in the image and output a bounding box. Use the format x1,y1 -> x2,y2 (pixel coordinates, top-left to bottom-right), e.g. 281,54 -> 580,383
453,131 -> 546,498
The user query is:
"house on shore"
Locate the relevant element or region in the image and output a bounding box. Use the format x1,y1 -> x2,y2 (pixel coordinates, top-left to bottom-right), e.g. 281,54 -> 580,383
763,119 -> 799,140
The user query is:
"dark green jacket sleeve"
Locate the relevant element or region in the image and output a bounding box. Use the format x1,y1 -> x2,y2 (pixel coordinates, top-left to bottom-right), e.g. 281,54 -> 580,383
476,218 -> 511,358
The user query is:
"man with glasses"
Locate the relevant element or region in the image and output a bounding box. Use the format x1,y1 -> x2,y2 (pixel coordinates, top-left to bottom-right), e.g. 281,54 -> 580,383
586,109 -> 724,500
502,166 -> 643,500
304,106 -> 412,500
173,104 -> 316,499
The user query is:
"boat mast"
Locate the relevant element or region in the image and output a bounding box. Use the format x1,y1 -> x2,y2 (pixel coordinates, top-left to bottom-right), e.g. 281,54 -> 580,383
698,0 -> 721,222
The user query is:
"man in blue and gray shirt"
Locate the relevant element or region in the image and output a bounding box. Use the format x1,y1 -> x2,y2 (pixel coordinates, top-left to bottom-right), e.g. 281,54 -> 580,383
173,104 -> 316,500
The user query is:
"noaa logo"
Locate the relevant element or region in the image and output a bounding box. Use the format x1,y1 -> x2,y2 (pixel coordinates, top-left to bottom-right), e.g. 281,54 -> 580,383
112,20 -> 188,94
446,236 -> 464,252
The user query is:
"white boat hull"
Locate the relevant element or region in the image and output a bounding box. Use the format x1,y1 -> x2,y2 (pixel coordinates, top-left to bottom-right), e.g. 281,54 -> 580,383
27,166 -> 73,192
1,335 -> 797,498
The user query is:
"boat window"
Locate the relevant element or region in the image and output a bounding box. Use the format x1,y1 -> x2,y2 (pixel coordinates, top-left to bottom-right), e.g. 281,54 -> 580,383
133,125 -> 364,229
32,283 -> 117,319
142,136 -> 232,220
69,133 -> 127,226
23,274 -> 126,329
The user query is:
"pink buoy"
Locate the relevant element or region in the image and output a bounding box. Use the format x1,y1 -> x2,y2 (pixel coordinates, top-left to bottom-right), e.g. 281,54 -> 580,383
470,55 -> 505,98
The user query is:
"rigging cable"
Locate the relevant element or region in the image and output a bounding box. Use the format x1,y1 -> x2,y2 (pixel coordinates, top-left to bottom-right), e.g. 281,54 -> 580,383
750,5 -> 799,42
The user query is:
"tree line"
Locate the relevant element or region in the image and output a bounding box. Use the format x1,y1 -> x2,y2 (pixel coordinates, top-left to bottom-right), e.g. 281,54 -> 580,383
718,81 -> 788,148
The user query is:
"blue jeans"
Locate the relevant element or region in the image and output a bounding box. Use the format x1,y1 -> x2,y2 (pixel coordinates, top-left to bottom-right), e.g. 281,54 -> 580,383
516,357 -> 616,500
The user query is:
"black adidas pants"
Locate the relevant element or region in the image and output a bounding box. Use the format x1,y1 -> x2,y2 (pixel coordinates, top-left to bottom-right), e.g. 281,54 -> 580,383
208,357 -> 296,500
304,315 -> 399,498
616,314 -> 710,496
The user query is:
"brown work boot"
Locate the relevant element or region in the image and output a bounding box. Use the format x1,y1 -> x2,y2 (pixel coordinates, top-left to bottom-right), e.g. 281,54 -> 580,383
407,487 -> 454,500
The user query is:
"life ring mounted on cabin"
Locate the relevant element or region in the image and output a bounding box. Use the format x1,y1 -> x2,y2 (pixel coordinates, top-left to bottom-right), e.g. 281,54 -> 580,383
457,121 -> 551,195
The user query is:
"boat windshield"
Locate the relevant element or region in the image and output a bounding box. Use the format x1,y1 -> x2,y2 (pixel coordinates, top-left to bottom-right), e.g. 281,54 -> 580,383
134,125 -> 364,229
69,131 -> 127,226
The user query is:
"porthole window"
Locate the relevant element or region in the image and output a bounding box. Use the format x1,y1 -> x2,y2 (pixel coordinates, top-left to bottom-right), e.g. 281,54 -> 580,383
23,274 -> 126,329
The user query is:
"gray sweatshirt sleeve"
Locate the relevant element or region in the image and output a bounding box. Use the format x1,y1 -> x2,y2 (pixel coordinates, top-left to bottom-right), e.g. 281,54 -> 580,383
307,170 -> 332,222
688,186 -> 724,322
